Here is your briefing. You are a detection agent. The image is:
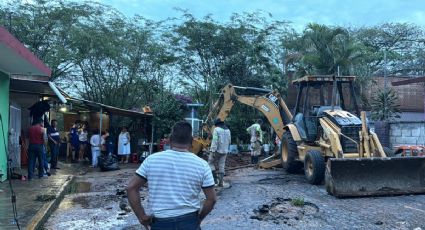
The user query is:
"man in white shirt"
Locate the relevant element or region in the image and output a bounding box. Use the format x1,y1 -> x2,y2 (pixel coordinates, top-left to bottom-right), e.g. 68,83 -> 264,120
127,122 -> 217,230
208,118 -> 231,187
90,129 -> 104,168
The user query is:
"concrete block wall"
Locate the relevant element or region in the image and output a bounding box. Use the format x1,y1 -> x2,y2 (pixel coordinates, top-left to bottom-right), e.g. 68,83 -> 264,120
389,121 -> 425,147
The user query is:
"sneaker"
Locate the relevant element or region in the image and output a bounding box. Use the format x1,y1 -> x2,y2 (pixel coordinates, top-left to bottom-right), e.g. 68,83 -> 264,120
46,172 -> 51,176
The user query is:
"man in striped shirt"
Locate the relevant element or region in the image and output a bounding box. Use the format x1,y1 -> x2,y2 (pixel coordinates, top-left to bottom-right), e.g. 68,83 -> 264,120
127,122 -> 217,230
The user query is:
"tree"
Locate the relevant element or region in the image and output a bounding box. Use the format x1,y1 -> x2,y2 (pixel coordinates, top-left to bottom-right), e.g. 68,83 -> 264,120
68,15 -> 173,109
283,23 -> 363,76
170,12 -> 290,133
370,89 -> 401,121
151,92 -> 190,138
353,23 -> 425,76
0,0 -> 106,80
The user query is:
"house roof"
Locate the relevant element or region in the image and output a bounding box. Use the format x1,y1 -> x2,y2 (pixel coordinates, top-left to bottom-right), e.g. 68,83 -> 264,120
0,26 -> 51,77
391,76 -> 425,86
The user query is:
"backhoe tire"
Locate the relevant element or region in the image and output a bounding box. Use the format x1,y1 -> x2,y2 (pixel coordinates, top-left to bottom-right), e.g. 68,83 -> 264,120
304,150 -> 325,185
383,147 -> 395,157
281,132 -> 302,173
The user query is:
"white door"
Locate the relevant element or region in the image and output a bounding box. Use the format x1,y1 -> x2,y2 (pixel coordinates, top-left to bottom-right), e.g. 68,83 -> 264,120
9,105 -> 21,169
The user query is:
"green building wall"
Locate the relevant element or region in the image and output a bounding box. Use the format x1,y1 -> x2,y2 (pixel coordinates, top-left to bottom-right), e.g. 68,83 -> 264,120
0,71 -> 9,181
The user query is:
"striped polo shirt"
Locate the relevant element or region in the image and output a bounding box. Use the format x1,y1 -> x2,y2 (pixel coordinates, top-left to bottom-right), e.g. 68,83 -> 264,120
136,149 -> 214,218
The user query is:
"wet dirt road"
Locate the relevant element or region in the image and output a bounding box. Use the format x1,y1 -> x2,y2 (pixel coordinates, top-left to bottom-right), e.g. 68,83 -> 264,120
204,168 -> 425,229
44,166 -> 425,230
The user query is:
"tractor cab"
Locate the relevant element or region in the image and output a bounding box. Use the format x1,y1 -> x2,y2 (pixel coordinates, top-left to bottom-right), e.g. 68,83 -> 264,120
292,75 -> 361,143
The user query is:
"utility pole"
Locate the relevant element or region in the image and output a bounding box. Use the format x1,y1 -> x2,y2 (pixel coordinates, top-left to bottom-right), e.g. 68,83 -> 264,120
7,11 -> 12,31
384,50 -> 388,91
384,50 -> 388,119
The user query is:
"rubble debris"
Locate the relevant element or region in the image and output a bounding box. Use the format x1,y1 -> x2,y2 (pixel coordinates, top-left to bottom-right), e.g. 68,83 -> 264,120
36,194 -> 56,202
251,197 -> 319,225
374,221 -> 384,225
119,201 -> 132,212
116,188 -> 126,196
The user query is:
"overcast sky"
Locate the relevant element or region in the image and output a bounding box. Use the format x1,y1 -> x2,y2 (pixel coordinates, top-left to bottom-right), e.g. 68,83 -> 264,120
97,0 -> 425,30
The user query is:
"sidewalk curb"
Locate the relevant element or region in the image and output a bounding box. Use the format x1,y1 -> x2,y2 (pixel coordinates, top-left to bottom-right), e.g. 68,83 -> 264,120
26,175 -> 75,230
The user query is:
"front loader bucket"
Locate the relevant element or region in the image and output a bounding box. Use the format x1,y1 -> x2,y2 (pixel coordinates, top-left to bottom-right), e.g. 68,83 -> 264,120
325,157 -> 425,198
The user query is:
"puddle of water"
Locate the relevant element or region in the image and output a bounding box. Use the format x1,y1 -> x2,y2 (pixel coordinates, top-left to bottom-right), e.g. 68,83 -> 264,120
76,181 -> 91,193
69,181 -> 92,194
72,196 -> 90,208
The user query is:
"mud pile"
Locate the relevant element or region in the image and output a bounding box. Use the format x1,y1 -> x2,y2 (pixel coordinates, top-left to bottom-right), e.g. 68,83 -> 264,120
251,197 -> 319,226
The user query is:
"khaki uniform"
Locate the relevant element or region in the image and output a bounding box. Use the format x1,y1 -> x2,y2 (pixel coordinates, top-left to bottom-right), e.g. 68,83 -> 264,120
208,126 -> 231,174
246,123 -> 263,156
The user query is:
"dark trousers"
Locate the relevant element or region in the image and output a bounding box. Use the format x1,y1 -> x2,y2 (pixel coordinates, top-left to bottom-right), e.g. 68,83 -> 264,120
71,142 -> 79,160
49,142 -> 59,168
251,156 -> 259,164
151,211 -> 200,230
28,144 -> 43,179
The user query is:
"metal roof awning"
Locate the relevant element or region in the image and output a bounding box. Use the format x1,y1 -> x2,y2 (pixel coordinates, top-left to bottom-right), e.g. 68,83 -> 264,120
292,75 -> 356,84
9,78 -> 67,103
67,98 -> 153,118
9,77 -> 152,119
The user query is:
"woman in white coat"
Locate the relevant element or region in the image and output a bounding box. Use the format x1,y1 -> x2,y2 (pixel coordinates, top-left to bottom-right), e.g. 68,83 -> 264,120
118,127 -> 131,163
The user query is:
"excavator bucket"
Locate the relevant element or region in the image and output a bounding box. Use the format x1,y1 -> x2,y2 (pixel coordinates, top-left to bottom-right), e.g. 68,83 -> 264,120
325,157 -> 425,197
191,138 -> 208,155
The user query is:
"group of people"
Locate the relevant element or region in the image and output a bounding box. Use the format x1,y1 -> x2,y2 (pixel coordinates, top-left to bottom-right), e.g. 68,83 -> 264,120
27,118 -> 134,180
68,121 -> 133,167
69,120 -> 89,163
208,118 -> 264,186
126,119 -> 265,229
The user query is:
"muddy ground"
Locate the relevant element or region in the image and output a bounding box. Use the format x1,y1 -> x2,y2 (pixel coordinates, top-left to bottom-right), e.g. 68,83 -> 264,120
44,159 -> 425,230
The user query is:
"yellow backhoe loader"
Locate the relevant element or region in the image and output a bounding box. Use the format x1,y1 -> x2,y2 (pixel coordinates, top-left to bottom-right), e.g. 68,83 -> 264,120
193,75 -> 425,197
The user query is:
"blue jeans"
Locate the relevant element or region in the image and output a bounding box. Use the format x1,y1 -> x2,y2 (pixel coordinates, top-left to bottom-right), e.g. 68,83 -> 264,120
151,211 -> 201,230
28,144 -> 43,179
71,141 -> 79,160
91,147 -> 100,167
49,142 -> 59,168
42,145 -> 49,172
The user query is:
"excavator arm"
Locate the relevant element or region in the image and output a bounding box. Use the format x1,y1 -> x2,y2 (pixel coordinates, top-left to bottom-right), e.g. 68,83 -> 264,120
191,84 -> 294,155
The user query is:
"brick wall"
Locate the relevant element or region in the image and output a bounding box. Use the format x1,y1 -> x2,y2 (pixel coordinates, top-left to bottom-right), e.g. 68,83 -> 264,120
389,121 -> 425,147
285,75 -> 424,113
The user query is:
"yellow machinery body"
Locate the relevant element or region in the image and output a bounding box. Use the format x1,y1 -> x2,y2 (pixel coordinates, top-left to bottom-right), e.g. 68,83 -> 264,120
193,76 -> 425,197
